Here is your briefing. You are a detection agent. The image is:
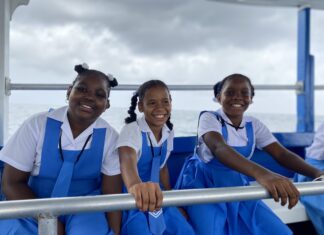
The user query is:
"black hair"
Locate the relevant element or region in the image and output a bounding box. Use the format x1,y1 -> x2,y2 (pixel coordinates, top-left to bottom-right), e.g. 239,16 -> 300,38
125,79 -> 173,130
213,73 -> 255,98
72,64 -> 118,91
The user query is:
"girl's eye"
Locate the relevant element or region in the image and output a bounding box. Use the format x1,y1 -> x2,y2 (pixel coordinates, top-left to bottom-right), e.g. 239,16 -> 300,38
241,91 -> 251,97
224,91 -> 235,96
96,92 -> 107,99
76,86 -> 87,93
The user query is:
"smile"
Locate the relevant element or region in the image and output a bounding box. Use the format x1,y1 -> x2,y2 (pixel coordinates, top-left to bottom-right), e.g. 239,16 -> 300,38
232,104 -> 243,108
80,104 -> 94,111
153,114 -> 167,119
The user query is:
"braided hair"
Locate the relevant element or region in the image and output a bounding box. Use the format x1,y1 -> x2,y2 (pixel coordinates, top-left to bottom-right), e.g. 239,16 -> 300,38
213,73 -> 255,98
73,63 -> 118,91
125,80 -> 173,130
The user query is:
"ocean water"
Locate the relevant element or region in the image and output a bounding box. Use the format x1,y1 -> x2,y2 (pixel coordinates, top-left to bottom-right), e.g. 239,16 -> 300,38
8,103 -> 324,138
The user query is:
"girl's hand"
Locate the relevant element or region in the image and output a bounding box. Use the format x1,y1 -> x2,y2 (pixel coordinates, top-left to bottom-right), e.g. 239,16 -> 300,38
313,172 -> 324,181
128,182 -> 163,212
256,172 -> 300,209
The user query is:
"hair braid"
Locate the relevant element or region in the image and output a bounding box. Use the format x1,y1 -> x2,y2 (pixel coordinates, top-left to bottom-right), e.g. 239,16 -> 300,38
125,92 -> 139,124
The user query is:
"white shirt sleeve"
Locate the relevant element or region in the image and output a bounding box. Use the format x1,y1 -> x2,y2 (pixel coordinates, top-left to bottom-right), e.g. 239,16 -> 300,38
101,127 -> 121,176
0,114 -> 44,172
117,122 -> 142,154
253,118 -> 277,149
198,112 -> 222,139
306,123 -> 324,160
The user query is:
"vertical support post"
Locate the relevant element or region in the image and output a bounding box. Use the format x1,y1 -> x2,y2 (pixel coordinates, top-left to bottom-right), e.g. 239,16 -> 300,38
0,0 -> 11,145
297,7 -> 314,132
38,214 -> 58,235
0,0 -> 29,145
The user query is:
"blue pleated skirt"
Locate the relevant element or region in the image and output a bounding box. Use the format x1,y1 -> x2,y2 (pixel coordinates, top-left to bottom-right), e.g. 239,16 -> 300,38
176,154 -> 293,235
0,212 -> 114,235
296,157 -> 324,235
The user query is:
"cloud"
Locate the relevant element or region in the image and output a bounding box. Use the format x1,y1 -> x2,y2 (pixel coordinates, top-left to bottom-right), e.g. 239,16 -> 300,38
7,0 -> 324,116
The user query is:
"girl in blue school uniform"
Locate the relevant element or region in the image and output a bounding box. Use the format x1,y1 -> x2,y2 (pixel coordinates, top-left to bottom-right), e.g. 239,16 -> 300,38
175,73 -> 324,235
296,123 -> 324,235
117,80 -> 195,235
0,64 -> 122,235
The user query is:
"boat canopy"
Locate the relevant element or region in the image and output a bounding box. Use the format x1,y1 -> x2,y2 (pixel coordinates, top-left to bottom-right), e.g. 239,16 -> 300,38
208,0 -> 324,9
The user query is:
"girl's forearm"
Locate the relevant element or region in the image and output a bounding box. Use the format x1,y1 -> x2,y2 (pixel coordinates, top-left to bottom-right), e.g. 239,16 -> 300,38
213,144 -> 271,179
121,166 -> 142,189
275,151 -> 322,178
3,183 -> 36,200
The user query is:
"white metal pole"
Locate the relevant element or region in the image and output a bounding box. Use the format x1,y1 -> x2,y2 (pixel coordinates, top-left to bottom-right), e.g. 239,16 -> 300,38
0,0 -> 29,145
0,182 -> 323,219
0,0 -> 11,145
38,213 -> 57,235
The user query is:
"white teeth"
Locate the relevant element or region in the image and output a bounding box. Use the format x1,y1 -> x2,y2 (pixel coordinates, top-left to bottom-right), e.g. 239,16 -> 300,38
81,104 -> 92,109
155,114 -> 165,118
232,104 -> 242,107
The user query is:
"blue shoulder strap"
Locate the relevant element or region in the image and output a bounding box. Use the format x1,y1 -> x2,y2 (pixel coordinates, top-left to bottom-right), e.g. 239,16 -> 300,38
195,110 -> 225,150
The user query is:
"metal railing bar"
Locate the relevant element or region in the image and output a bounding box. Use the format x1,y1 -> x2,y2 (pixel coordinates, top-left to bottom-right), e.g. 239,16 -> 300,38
0,181 -> 323,219
8,83 -> 319,91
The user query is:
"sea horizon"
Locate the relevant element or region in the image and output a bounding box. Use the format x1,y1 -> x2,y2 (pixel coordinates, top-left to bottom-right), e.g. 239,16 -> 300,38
7,102 -> 324,139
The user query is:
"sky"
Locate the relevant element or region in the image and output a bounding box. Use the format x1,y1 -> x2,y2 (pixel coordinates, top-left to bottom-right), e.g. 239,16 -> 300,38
7,0 -> 324,115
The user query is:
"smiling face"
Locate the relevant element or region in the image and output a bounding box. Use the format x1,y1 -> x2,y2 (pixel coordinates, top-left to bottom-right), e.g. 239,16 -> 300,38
138,85 -> 172,135
217,76 -> 253,124
67,73 -> 110,132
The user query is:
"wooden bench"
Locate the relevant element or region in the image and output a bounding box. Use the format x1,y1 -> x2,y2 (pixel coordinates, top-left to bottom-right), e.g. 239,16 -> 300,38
167,132 -> 315,225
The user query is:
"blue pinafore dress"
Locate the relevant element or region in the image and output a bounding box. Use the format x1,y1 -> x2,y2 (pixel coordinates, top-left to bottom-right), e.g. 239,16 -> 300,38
121,132 -> 195,235
0,117 -> 114,235
175,111 -> 292,235
296,157 -> 324,235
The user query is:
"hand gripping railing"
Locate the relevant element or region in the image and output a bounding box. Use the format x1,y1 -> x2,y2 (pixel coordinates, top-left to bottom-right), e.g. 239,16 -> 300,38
0,182 -> 323,235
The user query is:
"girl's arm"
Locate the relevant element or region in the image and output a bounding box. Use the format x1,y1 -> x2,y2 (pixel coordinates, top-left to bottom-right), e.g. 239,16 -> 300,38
203,131 -> 300,209
119,146 -> 163,212
102,174 -> 123,235
2,164 -> 66,235
2,164 -> 36,200
160,165 -> 171,190
263,142 -> 324,178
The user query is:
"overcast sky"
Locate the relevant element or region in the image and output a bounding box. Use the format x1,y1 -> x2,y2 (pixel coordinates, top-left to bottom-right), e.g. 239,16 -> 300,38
7,0 -> 324,115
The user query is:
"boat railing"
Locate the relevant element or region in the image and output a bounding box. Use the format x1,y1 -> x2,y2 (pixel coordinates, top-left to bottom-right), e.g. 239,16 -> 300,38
5,80 -> 324,93
0,182 -> 323,235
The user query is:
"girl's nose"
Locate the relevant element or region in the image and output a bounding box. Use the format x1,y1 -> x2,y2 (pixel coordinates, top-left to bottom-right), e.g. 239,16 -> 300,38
84,90 -> 96,100
155,102 -> 163,109
233,92 -> 243,99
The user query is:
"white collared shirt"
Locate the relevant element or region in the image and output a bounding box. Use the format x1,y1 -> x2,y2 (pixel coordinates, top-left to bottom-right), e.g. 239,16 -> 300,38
306,123 -> 324,160
0,106 -> 120,176
197,109 -> 276,162
117,116 -> 174,168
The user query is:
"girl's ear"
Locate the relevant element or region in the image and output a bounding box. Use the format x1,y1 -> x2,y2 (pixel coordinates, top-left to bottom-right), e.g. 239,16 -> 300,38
138,101 -> 143,113
216,94 -> 221,103
106,99 -> 110,109
66,86 -> 72,100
